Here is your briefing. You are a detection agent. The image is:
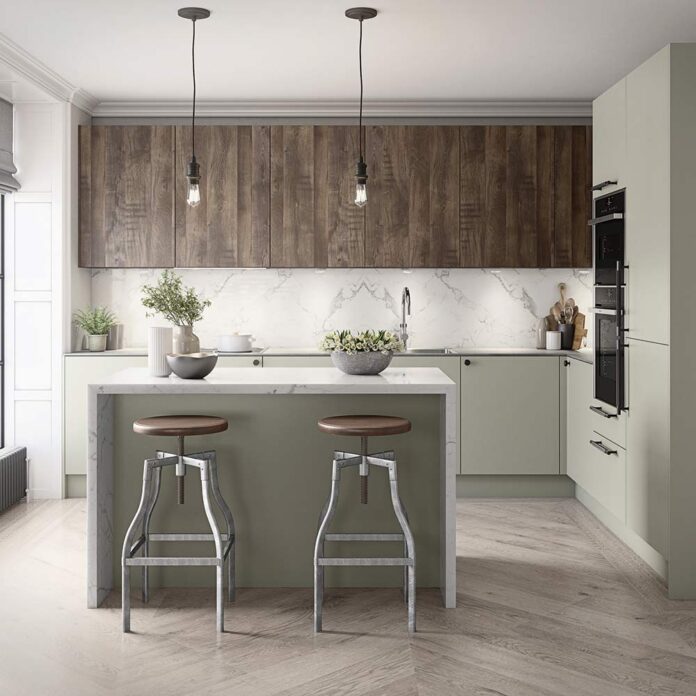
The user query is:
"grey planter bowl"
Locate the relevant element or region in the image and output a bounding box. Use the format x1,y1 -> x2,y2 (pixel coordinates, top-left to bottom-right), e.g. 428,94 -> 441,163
331,351 -> 393,375
166,352 -> 218,379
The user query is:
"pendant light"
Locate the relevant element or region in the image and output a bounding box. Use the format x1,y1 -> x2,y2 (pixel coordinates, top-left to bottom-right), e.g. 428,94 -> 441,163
178,7 -> 210,207
345,7 -> 377,208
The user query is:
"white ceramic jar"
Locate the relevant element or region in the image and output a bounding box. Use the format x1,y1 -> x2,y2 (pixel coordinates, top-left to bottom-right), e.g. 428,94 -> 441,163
545,330 -> 562,350
216,333 -> 253,352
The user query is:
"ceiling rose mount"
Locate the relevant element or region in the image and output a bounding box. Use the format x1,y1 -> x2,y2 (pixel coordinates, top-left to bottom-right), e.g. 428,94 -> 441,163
345,7 -> 377,208
345,7 -> 377,21
177,7 -> 211,21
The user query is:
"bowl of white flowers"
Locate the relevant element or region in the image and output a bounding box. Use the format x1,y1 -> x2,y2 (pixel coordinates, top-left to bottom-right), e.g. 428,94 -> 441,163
320,329 -> 404,375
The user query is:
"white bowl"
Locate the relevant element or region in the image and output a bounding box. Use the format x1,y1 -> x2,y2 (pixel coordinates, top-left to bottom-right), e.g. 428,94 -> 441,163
216,334 -> 253,352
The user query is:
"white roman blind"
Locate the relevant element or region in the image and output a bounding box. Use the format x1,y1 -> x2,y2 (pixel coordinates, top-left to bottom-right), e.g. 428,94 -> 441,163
0,98 -> 20,193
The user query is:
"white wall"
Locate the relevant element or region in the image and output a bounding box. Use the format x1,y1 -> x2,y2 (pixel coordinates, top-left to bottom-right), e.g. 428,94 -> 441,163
91,267 -> 593,350
3,100 -> 88,499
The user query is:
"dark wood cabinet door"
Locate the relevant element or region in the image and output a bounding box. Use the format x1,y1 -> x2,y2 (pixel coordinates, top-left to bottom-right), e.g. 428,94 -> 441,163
79,126 -> 174,267
270,126 -> 364,267
365,126 -> 459,267
553,126 -> 592,268
459,125 -> 554,267
175,126 -> 270,267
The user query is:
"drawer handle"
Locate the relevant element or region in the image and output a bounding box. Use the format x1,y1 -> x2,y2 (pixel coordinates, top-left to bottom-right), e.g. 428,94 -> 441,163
589,405 -> 618,419
253,359 -> 260,366
590,439 -> 618,456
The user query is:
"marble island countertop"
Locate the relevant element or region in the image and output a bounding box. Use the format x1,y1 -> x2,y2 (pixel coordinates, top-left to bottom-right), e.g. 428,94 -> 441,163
91,366 -> 457,393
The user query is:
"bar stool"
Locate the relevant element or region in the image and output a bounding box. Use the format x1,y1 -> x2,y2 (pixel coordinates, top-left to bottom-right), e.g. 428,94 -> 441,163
121,415 -> 235,633
313,415 -> 416,633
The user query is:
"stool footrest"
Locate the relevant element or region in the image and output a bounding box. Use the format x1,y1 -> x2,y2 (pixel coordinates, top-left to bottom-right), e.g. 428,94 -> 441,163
148,533 -> 233,542
318,557 -> 414,567
126,557 -> 221,567
324,533 -> 404,542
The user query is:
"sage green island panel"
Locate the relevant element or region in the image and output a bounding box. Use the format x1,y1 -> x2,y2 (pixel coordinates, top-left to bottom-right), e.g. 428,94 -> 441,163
111,393 -> 441,589
460,356 -> 560,475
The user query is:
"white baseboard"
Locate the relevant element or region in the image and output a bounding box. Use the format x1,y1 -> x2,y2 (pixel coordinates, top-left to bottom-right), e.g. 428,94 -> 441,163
575,485 -> 668,581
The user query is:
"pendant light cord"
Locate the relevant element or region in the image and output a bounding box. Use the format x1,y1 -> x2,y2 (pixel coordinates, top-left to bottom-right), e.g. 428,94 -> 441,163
191,18 -> 197,159
358,18 -> 364,160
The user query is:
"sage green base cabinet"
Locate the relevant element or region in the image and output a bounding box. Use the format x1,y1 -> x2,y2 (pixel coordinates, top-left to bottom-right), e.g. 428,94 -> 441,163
460,356 -> 560,475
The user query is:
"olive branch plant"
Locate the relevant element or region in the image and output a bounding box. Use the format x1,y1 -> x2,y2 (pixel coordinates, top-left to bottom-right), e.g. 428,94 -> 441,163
141,270 -> 211,327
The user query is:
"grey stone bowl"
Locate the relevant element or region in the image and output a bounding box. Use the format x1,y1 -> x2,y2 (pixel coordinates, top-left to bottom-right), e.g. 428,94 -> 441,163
166,352 -> 218,379
330,351 -> 393,375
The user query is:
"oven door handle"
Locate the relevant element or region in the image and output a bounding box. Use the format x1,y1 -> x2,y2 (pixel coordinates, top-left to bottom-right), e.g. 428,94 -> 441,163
587,213 -> 624,226
594,307 -> 618,316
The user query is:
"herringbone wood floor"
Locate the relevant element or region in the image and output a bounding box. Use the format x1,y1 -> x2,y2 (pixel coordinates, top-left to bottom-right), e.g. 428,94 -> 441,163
1,498 -> 696,695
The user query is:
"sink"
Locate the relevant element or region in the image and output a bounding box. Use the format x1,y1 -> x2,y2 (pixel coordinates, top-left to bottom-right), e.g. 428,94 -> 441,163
402,348 -> 449,354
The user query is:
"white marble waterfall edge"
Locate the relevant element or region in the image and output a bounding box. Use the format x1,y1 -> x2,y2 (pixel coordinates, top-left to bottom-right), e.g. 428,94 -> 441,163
86,367 -> 458,609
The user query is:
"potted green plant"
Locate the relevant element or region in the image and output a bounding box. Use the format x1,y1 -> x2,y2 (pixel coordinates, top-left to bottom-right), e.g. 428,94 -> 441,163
73,306 -> 118,352
320,329 -> 404,375
141,270 -> 211,354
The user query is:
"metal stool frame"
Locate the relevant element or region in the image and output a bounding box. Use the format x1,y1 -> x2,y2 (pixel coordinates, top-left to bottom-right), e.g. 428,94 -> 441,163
313,438 -> 416,633
121,449 -> 235,633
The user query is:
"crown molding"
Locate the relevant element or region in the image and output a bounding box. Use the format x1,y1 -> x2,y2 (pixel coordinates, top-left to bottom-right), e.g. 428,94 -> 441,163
0,32 -> 98,112
92,98 -> 592,119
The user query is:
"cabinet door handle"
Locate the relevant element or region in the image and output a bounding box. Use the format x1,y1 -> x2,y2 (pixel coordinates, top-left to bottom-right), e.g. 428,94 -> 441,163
589,405 -> 618,419
590,439 -> 618,456
464,359 -> 471,366
253,359 -> 260,366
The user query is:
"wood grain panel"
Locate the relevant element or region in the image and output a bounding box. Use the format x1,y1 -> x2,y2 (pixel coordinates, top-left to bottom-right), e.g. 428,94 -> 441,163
459,126 -> 485,266
554,125 -> 592,268
536,126 -> 556,267
175,126 -> 269,267
365,126 -> 459,268
79,126 -> 175,268
483,126 -> 507,267
270,126 -> 363,267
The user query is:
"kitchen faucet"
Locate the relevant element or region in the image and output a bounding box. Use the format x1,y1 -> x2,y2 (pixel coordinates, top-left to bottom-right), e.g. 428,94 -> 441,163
400,287 -> 411,350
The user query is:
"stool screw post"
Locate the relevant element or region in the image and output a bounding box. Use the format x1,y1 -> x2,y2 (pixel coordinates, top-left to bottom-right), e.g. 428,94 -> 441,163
177,434 -> 185,504
360,436 -> 368,505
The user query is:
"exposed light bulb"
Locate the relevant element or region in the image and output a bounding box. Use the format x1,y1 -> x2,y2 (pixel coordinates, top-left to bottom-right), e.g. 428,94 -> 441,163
187,182 -> 201,207
355,182 -> 367,208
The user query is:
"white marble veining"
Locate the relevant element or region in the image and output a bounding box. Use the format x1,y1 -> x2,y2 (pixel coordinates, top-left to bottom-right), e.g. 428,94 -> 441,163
90,268 -> 593,350
87,367 -> 458,609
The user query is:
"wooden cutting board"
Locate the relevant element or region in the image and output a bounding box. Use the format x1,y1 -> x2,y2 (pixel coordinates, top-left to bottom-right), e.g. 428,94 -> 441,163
572,313 -> 587,350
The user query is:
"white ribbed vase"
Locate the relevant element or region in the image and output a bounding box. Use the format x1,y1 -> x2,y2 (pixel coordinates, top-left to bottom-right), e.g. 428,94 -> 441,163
148,326 -> 173,377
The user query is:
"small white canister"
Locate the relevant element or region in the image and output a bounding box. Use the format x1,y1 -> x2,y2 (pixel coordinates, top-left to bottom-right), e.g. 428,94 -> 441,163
545,330 -> 562,350
148,326 -> 173,377
216,333 -> 253,352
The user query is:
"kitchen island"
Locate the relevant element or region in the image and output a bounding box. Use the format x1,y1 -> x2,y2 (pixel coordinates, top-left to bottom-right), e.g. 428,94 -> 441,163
87,367 -> 457,609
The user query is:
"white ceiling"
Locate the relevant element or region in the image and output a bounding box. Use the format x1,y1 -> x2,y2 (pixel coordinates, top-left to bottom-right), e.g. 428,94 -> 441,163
1,0 -> 696,105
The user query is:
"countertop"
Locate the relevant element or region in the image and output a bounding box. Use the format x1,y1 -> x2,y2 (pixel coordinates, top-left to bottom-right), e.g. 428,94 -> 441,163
67,346 -> 592,363
89,366 -> 457,394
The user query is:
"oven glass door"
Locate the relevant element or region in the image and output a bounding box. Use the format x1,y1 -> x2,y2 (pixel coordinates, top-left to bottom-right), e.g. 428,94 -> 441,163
595,311 -> 618,407
594,220 -> 624,286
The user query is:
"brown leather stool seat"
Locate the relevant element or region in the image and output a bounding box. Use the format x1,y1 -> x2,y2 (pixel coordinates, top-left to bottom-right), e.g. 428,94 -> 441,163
317,415 -> 411,437
133,415 -> 228,438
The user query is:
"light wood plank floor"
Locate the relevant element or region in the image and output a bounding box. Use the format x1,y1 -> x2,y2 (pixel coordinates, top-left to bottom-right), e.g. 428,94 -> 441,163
1,498 -> 696,695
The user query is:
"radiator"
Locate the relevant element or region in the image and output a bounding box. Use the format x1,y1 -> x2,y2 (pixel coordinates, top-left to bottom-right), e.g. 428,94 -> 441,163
0,447 -> 27,513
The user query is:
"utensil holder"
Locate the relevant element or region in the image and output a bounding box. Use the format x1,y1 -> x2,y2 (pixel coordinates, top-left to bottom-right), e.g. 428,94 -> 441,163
559,324 -> 575,350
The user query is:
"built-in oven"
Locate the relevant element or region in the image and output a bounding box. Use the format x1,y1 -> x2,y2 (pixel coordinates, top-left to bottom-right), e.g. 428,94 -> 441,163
591,189 -> 627,414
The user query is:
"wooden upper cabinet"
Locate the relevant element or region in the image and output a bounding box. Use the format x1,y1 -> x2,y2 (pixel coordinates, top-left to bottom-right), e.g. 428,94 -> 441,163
175,126 -> 270,267
269,125 -> 364,267
460,125 -> 554,267
365,126 -> 459,267
459,125 -> 592,268
79,126 -> 175,268
553,126 -> 592,268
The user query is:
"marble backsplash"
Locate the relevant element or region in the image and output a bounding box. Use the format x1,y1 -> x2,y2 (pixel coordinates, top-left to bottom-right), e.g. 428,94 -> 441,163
89,268 -> 593,350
